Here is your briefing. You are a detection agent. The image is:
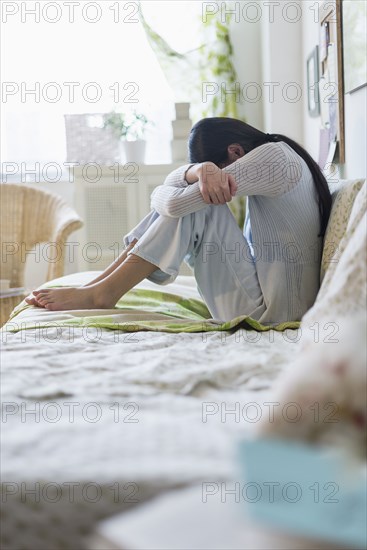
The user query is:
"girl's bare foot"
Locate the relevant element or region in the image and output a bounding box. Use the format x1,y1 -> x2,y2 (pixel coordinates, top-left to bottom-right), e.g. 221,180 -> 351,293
24,249 -> 155,312
28,286 -> 114,311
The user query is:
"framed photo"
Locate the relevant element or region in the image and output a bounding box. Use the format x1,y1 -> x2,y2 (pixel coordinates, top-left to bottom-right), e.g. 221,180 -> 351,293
319,21 -> 329,62
318,0 -> 345,163
307,46 -> 320,117
342,0 -> 367,94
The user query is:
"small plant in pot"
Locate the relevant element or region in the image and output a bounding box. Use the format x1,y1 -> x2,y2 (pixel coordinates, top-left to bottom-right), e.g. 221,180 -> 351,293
104,110 -> 150,163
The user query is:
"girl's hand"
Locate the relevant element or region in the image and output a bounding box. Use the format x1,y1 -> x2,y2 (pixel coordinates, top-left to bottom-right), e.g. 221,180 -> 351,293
185,162 -> 238,205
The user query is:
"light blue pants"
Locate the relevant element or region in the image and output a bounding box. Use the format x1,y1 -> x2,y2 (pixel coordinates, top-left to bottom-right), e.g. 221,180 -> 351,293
124,205 -> 266,322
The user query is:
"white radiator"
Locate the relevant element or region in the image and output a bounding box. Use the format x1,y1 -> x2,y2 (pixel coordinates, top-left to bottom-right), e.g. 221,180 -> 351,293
73,164 -> 193,276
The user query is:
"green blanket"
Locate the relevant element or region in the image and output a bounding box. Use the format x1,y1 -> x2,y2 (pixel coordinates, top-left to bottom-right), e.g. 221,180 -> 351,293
4,286 -> 300,334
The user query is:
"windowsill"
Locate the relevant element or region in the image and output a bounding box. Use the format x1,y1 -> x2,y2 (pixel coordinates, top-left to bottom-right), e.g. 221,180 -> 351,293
1,162 -> 185,185
71,162 -> 183,179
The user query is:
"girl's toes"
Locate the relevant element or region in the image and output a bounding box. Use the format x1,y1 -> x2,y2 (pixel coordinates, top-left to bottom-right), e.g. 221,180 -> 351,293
25,295 -> 44,307
37,291 -> 50,300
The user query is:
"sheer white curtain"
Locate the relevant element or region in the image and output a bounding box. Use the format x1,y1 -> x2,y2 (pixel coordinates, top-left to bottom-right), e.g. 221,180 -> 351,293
1,1 -> 203,175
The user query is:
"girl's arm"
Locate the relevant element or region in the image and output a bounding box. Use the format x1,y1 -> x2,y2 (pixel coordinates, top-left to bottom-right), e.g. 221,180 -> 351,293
151,142 -> 303,218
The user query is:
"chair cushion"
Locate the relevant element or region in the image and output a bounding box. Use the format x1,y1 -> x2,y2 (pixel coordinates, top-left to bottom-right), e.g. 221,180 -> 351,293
320,178 -> 365,281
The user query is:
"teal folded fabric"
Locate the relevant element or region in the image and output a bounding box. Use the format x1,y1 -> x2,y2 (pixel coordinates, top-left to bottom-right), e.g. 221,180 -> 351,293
239,438 -> 367,548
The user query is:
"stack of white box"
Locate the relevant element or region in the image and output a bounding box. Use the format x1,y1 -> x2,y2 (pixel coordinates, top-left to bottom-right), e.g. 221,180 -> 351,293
171,103 -> 192,162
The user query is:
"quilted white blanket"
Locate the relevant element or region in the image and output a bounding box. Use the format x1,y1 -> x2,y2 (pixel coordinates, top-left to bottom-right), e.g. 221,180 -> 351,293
1,275 -> 301,550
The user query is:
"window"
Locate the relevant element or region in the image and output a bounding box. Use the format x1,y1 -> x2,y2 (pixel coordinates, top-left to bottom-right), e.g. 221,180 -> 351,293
1,1 -> 203,176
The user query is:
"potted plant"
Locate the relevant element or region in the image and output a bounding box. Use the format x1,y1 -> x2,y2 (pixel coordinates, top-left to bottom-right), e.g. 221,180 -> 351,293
104,110 -> 150,163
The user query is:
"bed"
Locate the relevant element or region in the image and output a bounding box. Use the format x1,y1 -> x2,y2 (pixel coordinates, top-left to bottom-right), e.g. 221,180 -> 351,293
1,271 -> 304,550
1,178 -> 366,550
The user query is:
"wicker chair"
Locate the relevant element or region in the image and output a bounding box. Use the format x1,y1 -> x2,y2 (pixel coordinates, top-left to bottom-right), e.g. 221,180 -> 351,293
0,183 -> 83,289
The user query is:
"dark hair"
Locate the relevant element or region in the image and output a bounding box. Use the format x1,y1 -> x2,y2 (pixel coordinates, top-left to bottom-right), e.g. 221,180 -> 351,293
188,117 -> 331,237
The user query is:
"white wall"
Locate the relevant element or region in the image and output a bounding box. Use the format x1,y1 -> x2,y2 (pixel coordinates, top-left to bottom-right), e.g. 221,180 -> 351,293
260,0 -> 303,141
229,0 -> 304,139
229,5 -> 264,128
301,1 -> 322,161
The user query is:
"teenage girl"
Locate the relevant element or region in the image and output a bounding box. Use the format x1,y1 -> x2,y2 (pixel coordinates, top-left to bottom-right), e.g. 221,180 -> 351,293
26,118 -> 331,324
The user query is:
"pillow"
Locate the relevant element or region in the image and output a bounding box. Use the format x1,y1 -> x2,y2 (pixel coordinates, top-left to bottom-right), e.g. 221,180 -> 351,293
347,179 -> 367,233
320,178 -> 365,281
305,179 -> 366,322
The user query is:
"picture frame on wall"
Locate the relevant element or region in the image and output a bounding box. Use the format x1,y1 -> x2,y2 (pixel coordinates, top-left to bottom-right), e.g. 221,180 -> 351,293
342,0 -> 367,94
307,46 -> 320,117
318,0 -> 345,163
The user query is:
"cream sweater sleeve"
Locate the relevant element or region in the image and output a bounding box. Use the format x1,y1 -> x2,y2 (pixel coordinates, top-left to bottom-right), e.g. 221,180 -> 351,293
150,142 -> 303,218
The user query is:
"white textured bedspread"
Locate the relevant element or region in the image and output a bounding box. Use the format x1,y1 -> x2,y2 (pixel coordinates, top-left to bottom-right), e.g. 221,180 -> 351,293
1,274 -> 300,550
